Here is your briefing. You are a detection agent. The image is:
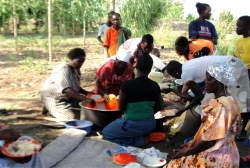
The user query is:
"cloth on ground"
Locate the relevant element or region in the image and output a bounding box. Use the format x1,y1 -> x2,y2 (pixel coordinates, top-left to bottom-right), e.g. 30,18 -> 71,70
40,129 -> 86,168
120,146 -> 165,160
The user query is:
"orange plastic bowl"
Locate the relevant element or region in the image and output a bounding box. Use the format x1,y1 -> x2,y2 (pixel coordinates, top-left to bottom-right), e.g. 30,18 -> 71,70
112,153 -> 137,165
150,132 -> 166,142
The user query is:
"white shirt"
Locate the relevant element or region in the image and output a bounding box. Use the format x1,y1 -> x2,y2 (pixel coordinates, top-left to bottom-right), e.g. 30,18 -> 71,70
181,56 -> 230,84
97,24 -> 109,39
150,53 -> 166,71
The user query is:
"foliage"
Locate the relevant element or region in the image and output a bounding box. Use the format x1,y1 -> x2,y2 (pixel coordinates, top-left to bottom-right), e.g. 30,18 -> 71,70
216,11 -> 236,37
215,11 -> 238,55
185,13 -> 196,23
119,0 -> 163,36
161,0 -> 184,19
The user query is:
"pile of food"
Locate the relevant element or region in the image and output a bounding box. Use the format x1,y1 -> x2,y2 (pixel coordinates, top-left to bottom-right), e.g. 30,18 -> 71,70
164,92 -> 181,102
89,94 -> 102,101
161,109 -> 178,116
6,140 -> 41,157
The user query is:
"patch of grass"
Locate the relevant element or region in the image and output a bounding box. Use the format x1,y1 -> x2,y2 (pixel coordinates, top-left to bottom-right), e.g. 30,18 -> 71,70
61,55 -> 68,62
8,54 -> 18,61
217,33 -> 240,55
4,103 -> 21,110
14,92 -> 30,98
19,57 -> 48,74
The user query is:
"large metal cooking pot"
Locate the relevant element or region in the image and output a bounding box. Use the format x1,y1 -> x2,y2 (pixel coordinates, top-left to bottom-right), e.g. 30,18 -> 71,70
79,101 -> 121,129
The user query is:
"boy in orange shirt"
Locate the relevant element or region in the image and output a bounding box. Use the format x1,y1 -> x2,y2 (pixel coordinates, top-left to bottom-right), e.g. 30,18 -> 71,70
103,13 -> 131,59
175,36 -> 214,60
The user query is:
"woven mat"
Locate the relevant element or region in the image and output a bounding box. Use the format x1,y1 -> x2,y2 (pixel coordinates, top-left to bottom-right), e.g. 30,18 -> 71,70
52,137 -> 121,168
40,129 -> 87,168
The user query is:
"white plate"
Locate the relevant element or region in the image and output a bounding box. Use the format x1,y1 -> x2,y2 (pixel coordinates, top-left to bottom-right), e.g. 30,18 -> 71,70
143,157 -> 166,168
154,111 -> 165,119
123,162 -> 144,168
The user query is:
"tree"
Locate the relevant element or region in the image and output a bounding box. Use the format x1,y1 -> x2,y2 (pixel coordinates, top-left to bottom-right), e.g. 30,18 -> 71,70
216,11 -> 236,36
48,0 -> 52,62
119,0 -> 163,36
110,0 -> 115,11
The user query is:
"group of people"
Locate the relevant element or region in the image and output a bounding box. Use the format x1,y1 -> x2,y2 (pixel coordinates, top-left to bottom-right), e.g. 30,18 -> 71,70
2,1 -> 249,168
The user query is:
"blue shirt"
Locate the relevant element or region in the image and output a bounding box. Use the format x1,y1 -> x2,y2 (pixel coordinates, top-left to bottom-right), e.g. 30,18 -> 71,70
188,19 -> 218,39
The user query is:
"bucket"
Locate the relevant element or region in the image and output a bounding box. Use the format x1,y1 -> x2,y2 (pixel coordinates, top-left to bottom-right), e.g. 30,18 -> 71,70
149,72 -> 164,83
175,79 -> 183,92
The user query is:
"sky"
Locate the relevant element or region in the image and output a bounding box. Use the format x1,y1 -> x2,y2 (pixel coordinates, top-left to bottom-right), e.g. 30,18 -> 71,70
182,0 -> 250,20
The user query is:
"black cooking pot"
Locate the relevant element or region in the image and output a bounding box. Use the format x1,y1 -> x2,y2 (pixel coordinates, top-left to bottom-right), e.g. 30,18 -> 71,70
79,102 -> 121,129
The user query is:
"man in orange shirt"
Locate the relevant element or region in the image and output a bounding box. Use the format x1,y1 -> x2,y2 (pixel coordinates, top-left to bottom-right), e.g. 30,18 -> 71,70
103,13 -> 131,59
175,36 -> 214,60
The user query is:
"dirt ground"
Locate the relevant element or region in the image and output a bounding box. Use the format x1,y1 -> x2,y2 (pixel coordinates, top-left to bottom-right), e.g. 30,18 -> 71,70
0,32 -> 249,160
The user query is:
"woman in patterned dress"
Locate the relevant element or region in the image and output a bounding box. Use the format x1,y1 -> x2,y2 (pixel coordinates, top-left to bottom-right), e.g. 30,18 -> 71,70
166,62 -> 240,168
40,48 -> 95,120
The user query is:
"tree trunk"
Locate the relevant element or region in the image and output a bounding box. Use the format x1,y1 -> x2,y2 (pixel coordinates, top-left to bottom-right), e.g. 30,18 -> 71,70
110,0 -> 115,11
13,2 -> 18,56
63,17 -> 66,35
48,0 -> 52,62
83,0 -> 86,45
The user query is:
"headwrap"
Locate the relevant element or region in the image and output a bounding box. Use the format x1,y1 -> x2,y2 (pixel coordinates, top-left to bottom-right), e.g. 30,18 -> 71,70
207,61 -> 235,86
115,49 -> 131,63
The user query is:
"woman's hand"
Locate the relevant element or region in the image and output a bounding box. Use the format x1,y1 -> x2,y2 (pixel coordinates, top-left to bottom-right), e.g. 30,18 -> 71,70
103,94 -> 110,103
86,98 -> 96,107
0,128 -> 20,141
172,149 -> 188,159
87,91 -> 95,95
174,109 -> 185,117
161,88 -> 172,93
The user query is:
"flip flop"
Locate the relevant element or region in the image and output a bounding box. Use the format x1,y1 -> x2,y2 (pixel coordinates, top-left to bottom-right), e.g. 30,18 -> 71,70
0,109 -> 12,116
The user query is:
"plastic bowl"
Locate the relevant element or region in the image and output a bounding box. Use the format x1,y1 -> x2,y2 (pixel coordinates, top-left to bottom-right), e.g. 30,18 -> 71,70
184,137 -> 193,144
64,120 -> 93,134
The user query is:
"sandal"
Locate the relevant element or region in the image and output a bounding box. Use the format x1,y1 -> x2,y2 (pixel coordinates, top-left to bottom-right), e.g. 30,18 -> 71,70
0,109 -> 12,116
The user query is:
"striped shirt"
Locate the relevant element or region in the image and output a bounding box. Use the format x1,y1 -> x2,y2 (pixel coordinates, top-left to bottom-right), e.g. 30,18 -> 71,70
41,62 -> 81,101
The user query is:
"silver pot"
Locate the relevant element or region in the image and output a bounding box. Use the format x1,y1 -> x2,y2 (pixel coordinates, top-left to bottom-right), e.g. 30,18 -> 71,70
79,102 -> 121,128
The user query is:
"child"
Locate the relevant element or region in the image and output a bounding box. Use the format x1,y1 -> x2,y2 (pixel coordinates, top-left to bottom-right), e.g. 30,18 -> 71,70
103,13 -> 131,59
151,48 -> 160,58
235,15 -> 250,141
175,36 -> 214,60
97,11 -> 115,44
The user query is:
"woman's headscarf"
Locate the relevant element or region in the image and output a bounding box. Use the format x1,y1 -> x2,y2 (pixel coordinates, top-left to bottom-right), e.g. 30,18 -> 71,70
207,61 -> 235,86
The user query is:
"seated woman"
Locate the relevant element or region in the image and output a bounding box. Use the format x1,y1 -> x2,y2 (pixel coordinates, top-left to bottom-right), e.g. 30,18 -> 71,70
163,56 -> 249,141
94,49 -> 133,102
102,53 -> 161,147
41,48 -> 95,121
175,36 -> 214,60
165,62 -> 240,167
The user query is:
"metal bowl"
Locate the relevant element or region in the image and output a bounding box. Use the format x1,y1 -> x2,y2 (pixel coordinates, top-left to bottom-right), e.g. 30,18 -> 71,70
79,102 -> 121,128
